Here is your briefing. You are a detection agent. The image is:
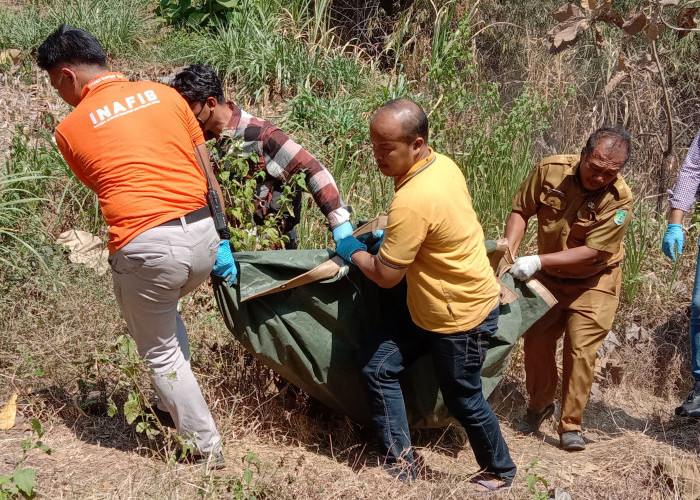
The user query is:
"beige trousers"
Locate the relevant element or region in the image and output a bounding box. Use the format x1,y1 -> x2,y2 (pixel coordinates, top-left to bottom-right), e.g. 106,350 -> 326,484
109,216 -> 221,453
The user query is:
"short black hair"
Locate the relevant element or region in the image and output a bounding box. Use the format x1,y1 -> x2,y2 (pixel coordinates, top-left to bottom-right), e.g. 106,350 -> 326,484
584,126 -> 632,164
379,98 -> 429,144
171,64 -> 225,105
37,24 -> 107,71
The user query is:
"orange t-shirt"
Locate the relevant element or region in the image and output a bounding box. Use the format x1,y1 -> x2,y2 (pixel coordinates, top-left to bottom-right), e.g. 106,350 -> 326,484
54,72 -> 208,253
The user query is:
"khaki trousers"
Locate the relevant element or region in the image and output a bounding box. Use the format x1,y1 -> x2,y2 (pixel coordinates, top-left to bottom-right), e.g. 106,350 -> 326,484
523,266 -> 621,434
109,216 -> 221,453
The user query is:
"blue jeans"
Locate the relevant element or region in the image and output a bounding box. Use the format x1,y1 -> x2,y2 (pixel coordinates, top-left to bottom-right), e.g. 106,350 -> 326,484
361,303 -> 516,480
690,250 -> 700,381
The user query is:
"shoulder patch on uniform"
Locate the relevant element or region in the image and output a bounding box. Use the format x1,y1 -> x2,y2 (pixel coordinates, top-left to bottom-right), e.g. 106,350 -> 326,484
613,209 -> 627,226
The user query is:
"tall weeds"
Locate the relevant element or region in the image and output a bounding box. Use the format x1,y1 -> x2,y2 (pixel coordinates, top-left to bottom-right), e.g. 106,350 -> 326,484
0,0 -> 151,56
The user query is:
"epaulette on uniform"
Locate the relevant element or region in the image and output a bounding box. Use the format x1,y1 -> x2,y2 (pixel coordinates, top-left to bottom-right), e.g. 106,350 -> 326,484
538,154 -> 578,167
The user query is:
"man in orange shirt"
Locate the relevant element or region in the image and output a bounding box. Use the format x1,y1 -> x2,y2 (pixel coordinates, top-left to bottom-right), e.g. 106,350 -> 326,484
37,24 -> 232,467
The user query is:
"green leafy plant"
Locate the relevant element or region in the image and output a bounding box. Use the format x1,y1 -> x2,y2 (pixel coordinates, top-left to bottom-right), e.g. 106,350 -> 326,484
106,335 -> 168,440
424,0 -> 477,114
0,418 -> 53,500
212,139 -> 307,251
524,459 -> 549,500
156,0 -> 241,28
199,451 -> 268,500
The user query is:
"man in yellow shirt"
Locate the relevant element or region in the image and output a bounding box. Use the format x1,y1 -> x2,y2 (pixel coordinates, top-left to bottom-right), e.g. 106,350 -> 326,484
335,99 -> 516,489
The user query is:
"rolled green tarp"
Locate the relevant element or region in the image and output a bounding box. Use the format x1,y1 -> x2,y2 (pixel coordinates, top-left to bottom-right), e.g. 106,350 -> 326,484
213,241 -> 554,428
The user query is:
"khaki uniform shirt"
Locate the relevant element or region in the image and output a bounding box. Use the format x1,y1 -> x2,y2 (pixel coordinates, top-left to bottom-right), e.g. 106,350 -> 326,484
511,154 -> 633,271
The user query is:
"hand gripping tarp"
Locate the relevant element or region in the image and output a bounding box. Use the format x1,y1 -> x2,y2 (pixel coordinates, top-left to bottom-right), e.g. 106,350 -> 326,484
213,233 -> 556,428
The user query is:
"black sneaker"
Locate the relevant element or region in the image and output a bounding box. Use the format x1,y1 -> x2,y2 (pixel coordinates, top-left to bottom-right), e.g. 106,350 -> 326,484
675,381 -> 700,417
560,431 -> 586,451
516,403 -> 555,434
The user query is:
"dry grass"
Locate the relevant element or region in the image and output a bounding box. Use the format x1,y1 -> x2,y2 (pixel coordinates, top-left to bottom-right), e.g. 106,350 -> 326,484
2,12 -> 700,500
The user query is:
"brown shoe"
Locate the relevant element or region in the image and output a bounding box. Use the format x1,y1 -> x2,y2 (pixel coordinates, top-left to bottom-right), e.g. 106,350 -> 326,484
516,403 -> 555,434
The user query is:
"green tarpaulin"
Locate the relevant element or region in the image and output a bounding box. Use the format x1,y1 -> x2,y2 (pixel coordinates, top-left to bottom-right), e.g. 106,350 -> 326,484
213,241 -> 554,428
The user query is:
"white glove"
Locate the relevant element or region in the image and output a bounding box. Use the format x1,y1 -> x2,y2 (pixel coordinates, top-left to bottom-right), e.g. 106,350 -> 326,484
510,255 -> 541,281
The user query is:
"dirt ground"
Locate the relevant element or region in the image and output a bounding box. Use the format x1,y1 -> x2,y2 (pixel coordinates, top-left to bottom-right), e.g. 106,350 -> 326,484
1,383 -> 698,499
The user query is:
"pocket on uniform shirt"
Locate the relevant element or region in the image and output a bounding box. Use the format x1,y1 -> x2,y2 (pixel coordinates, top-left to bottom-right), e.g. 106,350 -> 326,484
569,208 -> 597,244
538,189 -> 567,222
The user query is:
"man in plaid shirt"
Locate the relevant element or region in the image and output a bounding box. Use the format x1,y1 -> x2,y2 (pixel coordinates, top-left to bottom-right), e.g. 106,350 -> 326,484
663,128 -> 700,417
172,64 -> 353,250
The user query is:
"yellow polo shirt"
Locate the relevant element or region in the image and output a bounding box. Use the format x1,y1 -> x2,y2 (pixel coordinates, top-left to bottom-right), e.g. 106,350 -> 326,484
378,149 -> 499,334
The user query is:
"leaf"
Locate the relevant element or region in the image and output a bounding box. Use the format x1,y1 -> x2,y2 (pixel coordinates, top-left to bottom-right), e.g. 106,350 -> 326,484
12,469 -> 36,496
644,20 -> 665,41
216,0 -> 239,7
243,469 -> 253,485
630,52 -> 659,73
677,7 -> 699,39
622,10 -> 647,36
0,49 -> 20,66
188,11 -> 208,26
580,0 -> 595,11
0,394 -> 17,430
552,3 -> 584,22
107,398 -> 118,417
548,19 -> 590,53
30,417 -> 44,437
123,393 -> 141,425
37,443 -> 53,454
661,0 -> 680,5
596,8 -> 624,27
20,438 -> 31,452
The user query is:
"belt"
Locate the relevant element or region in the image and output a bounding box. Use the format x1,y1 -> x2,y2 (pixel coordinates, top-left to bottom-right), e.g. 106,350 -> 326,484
160,206 -> 211,227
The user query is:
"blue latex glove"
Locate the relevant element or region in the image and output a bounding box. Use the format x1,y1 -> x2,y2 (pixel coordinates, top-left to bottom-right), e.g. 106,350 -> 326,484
357,229 -> 384,254
211,240 -> 237,285
662,224 -> 684,262
332,221 -> 353,245
335,235 -> 367,264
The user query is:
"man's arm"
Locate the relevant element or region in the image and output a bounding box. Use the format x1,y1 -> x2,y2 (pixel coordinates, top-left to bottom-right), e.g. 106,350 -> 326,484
262,127 -> 350,229
663,130 -> 700,261
351,251 -> 407,289
668,208 -> 685,225
539,246 -> 613,279
506,209 -> 616,280
55,130 -> 94,191
504,211 -> 529,256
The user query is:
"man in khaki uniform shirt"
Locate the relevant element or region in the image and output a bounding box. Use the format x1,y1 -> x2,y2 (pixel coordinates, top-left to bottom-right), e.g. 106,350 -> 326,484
504,126 -> 633,451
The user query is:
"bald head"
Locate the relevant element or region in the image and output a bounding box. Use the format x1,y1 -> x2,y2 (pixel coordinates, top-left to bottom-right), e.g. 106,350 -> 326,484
372,99 -> 429,145
370,99 -> 431,179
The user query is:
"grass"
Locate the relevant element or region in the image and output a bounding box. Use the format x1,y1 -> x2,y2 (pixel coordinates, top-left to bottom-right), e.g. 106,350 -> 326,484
1,0 -> 699,498
0,0 -> 152,58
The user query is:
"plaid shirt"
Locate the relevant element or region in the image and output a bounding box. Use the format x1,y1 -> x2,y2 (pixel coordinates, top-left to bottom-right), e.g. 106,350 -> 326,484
669,128 -> 700,212
217,101 -> 350,229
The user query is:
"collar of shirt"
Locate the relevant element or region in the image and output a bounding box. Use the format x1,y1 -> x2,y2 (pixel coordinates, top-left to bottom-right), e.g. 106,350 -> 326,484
80,72 -> 128,100
394,148 -> 436,191
225,101 -> 242,130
